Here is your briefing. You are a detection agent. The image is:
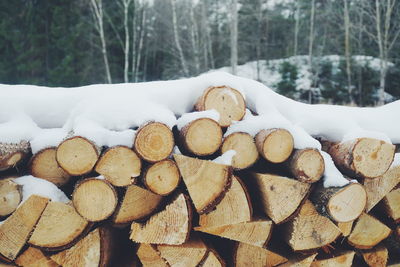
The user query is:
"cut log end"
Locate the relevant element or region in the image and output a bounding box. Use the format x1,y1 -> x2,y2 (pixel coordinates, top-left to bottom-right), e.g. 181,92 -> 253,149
233,242 -> 288,267
15,247 -> 58,267
289,149 -> 325,183
137,244 -> 168,267
72,178 -> 118,222
56,136 -> 99,176
255,128 -> 294,163
95,146 -> 142,187
382,188 -> 400,222
144,159 -> 180,196
195,86 -> 246,127
0,179 -> 21,217
180,118 -> 222,156
0,141 -> 30,171
362,245 -> 388,267
29,148 -> 71,186
221,132 -> 258,169
202,250 -> 225,267
311,251 -> 355,267
134,122 -> 174,163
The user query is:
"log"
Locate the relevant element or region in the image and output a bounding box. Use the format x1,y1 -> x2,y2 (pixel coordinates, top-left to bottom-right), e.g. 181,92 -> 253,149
328,138 -> 395,179
95,146 -> 142,187
29,147 -> 71,186
202,250 -> 225,267
0,195 -> 49,261
310,251 -> 355,267
279,253 -> 317,267
174,154 -> 232,214
337,221 -> 353,237
255,128 -> 294,163
143,159 -> 180,196
180,118 -> 222,156
51,227 -> 114,267
15,247 -> 58,267
28,202 -> 90,251
0,141 -> 30,171
199,176 -> 252,227
134,122 -> 174,163
195,220 -> 273,248
137,244 -> 168,267
287,149 -> 325,183
130,193 -> 191,245
310,182 -> 366,223
382,187 -> 400,222
361,244 -> 388,267
283,200 -> 341,252
72,178 -> 118,222
195,86 -> 246,127
348,213 -> 392,249
221,132 -> 259,170
233,242 -> 288,267
113,184 -> 163,225
0,179 -> 21,217
56,136 -> 100,176
363,165 -> 400,211
248,172 -> 310,224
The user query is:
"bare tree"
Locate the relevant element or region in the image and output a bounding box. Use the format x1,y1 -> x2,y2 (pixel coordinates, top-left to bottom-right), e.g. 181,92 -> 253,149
89,0 -> 112,83
119,0 -> 132,83
189,0 -> 200,74
134,5 -> 146,82
171,0 -> 189,76
256,0 -> 264,81
308,0 -> 315,103
293,0 -> 301,56
230,0 -> 238,75
343,0 -> 353,104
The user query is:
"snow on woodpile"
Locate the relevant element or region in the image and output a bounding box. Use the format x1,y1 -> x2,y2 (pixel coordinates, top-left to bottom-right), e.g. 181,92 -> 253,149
0,71 -> 399,188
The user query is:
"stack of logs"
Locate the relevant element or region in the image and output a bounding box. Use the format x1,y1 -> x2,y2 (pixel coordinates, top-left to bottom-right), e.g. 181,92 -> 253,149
0,85 -> 399,267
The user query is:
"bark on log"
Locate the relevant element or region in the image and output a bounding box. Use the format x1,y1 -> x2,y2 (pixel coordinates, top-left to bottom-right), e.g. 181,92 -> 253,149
328,138 -> 395,179
174,154 -> 232,214
221,132 -> 259,170
143,159 -> 180,196
361,244 -> 388,267
195,86 -> 246,127
180,118 -> 222,156
382,187 -> 400,223
56,136 -> 100,176
0,179 -> 21,217
0,195 -> 49,261
29,147 -> 71,186
28,202 -> 90,251
255,128 -> 294,164
134,122 -> 174,163
347,213 -> 392,249
310,251 -> 355,267
15,247 -> 58,267
130,193 -> 191,245
233,242 -> 288,267
113,184 -> 163,225
310,182 -> 366,223
137,244 -> 169,267
95,146 -> 141,187
72,178 -> 118,222
287,149 -> 325,183
247,172 -> 310,224
0,141 -> 30,172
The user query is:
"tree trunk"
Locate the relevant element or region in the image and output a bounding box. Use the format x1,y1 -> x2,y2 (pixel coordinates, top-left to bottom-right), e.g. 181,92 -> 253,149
189,0 -> 200,74
308,0 -> 315,103
135,6 -> 146,82
171,0 -> 189,76
230,0 -> 238,75
344,0 -> 353,104
293,0 -> 300,56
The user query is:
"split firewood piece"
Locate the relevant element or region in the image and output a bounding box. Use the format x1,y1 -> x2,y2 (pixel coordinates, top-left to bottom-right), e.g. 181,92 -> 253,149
196,220 -> 273,248
0,179 -> 21,217
29,147 -> 71,186
310,182 -> 366,223
0,195 -> 49,261
382,187 -> 400,222
72,178 -> 118,222
56,136 -> 100,176
202,250 -> 226,267
328,138 -> 395,179
279,253 -> 317,267
363,165 -> 400,212
221,132 -> 259,170
233,242 -> 288,267
283,200 -> 341,251
180,118 -> 222,156
157,235 -> 208,267
195,86 -> 246,127
28,201 -> 90,251
137,244 -> 168,267
15,247 -> 58,267
288,149 -> 325,183
130,193 -> 191,245
51,227 -> 114,267
134,122 -> 174,163
113,184 -> 162,224
95,146 -> 142,187
361,244 -> 388,267
248,173 -> 310,224
0,141 -> 30,171
174,154 -> 232,214
347,213 -> 391,249
143,159 -> 180,196
337,221 -> 354,237
310,251 -> 355,267
255,128 -> 294,164
199,176 -> 252,227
